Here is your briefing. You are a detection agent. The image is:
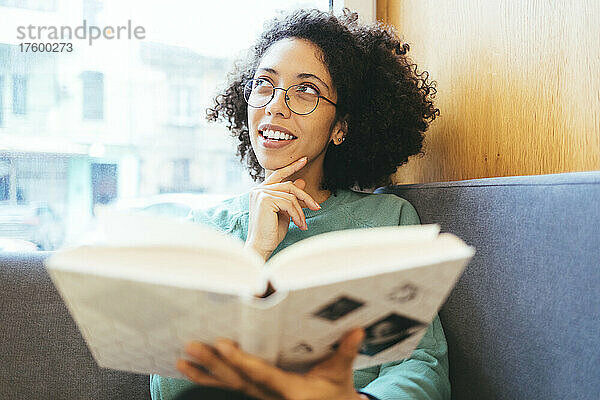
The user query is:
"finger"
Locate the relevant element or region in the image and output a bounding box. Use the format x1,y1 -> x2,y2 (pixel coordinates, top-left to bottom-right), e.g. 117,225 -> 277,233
293,178 -> 305,188
214,339 -> 301,397
259,190 -> 300,222
266,181 -> 321,210
176,359 -> 227,388
340,327 -> 365,360
308,327 -> 365,381
263,157 -> 307,185
179,355 -> 281,400
261,190 -> 306,230
184,342 -> 248,391
262,189 -> 306,230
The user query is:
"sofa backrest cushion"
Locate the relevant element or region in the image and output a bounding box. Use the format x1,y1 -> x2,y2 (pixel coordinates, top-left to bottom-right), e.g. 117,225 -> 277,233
375,171 -> 600,400
0,251 -> 150,400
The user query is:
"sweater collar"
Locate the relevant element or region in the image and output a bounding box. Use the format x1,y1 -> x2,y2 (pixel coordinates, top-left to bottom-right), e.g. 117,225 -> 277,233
302,188 -> 353,218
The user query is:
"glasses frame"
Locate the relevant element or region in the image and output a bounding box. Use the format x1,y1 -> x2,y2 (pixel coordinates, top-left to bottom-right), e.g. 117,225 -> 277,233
243,78 -> 337,115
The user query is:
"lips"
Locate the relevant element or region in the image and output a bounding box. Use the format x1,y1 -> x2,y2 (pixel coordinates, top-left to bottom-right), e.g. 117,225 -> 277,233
257,123 -> 297,138
258,130 -> 297,141
258,131 -> 297,149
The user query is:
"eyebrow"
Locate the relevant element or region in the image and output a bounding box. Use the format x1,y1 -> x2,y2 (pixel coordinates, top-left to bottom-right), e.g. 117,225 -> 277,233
256,67 -> 330,92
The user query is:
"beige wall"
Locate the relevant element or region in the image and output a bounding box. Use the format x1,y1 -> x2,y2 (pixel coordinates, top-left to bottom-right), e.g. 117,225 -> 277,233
377,0 -> 600,183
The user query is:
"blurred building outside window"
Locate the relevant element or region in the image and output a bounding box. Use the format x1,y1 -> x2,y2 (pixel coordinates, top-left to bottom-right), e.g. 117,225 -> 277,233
12,74 -> 27,115
81,70 -> 103,120
0,0 -> 330,251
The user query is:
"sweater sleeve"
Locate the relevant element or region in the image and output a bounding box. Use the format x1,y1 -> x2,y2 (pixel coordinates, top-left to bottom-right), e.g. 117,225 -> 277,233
357,197 -> 451,400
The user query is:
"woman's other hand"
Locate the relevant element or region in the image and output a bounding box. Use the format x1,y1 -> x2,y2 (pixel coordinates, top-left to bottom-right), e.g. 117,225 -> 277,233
245,156 -> 321,261
177,327 -> 368,400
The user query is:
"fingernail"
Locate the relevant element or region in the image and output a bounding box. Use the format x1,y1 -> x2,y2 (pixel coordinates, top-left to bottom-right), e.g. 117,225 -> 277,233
315,203 -> 321,210
299,157 -> 307,162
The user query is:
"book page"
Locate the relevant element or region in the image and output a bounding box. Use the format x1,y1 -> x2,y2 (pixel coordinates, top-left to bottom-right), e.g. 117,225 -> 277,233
46,268 -> 246,379
267,225 -> 441,274
238,291 -> 290,365
46,246 -> 267,296
273,255 -> 471,372
267,226 -> 472,291
92,207 -> 263,265
47,207 -> 267,294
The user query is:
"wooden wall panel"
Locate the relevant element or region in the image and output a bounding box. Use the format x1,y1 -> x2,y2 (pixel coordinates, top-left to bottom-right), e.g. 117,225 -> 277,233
376,0 -> 600,183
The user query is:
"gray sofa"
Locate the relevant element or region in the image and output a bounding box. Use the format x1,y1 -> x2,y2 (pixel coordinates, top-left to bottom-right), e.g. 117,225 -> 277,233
1,171 -> 598,399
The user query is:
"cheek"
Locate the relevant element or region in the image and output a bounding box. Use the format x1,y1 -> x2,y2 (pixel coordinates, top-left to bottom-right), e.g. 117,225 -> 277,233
305,119 -> 334,145
247,107 -> 256,129
247,109 -> 259,147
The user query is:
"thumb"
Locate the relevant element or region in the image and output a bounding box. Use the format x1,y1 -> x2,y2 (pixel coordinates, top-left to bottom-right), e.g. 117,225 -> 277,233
310,327 -> 364,379
335,327 -> 365,364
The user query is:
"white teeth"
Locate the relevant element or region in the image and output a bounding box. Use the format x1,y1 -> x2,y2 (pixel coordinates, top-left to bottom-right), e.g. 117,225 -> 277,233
262,129 -> 295,140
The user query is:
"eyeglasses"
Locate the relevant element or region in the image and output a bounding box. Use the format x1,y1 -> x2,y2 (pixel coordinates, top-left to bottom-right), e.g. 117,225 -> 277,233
243,78 -> 337,115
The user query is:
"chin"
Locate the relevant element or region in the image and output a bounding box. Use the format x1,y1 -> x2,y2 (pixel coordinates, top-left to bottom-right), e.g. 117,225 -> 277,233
260,159 -> 288,172
261,153 -> 299,170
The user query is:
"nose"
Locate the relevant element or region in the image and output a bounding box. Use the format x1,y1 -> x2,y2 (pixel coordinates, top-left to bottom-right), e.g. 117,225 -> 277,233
265,88 -> 291,117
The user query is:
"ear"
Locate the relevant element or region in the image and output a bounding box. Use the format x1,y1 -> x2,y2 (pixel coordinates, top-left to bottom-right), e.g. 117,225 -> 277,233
329,114 -> 349,144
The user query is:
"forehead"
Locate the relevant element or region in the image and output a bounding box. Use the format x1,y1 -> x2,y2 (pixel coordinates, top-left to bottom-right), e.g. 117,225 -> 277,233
256,38 -> 331,84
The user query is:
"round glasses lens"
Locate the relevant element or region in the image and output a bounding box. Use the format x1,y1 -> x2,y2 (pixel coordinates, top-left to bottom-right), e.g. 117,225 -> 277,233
244,79 -> 273,108
287,84 -> 319,114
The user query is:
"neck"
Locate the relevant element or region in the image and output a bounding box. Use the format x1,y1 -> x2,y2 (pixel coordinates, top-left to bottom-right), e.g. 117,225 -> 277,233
298,178 -> 331,207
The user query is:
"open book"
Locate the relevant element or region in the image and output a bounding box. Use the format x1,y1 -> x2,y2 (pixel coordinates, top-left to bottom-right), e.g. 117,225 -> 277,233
45,208 -> 475,379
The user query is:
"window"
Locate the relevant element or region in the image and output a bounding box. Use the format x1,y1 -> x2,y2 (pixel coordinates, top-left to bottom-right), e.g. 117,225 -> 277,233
82,0 -> 103,25
91,163 -> 118,208
0,159 -> 9,201
169,85 -> 199,127
172,159 -> 190,191
81,71 -> 104,120
0,176 -> 7,201
0,0 -> 330,251
0,75 -> 4,126
0,0 -> 57,12
12,75 -> 27,115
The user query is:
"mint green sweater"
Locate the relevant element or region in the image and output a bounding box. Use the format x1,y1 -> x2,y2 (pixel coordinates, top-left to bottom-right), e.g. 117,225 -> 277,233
151,188 -> 451,400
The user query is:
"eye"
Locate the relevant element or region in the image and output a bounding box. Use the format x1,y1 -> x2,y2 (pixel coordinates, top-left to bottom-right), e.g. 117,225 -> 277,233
254,78 -> 271,87
295,84 -> 319,95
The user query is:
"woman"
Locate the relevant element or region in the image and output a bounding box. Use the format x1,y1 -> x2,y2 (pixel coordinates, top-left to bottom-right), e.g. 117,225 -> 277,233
151,7 -> 446,400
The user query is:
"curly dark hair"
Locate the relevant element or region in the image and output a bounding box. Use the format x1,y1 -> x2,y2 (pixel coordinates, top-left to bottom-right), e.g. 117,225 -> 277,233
206,7 -> 439,195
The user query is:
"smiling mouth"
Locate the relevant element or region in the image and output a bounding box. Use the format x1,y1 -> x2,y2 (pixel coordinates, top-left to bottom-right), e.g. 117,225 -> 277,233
258,130 -> 298,141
